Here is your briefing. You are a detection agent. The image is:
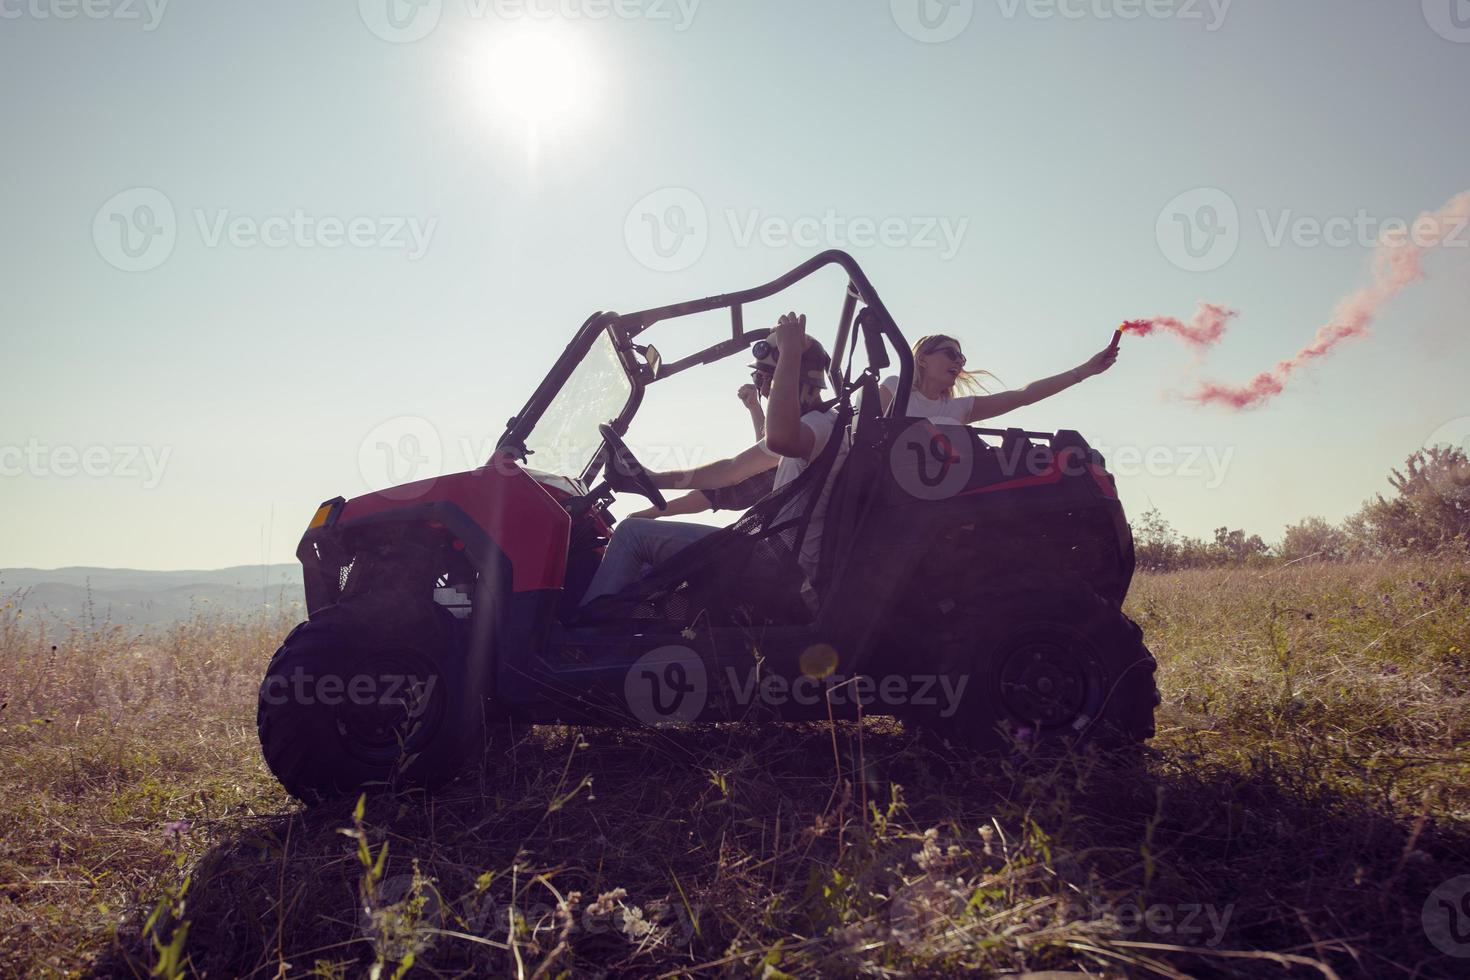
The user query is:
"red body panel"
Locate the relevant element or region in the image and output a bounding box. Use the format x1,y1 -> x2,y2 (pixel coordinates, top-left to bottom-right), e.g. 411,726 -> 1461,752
338,453 -> 571,592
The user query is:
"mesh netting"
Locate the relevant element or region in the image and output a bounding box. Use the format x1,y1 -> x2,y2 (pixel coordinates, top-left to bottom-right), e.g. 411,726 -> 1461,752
578,403 -> 853,627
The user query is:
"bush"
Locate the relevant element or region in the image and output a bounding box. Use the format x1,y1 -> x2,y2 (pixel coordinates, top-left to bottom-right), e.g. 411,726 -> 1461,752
1279,516 -> 1349,563
1347,446 -> 1470,556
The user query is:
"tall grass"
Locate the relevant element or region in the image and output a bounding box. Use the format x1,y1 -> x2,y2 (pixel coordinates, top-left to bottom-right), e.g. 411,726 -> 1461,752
1,559 -> 1467,978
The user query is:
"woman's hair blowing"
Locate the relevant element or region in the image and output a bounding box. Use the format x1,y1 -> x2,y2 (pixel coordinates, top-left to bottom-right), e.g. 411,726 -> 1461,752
911,334 -> 999,396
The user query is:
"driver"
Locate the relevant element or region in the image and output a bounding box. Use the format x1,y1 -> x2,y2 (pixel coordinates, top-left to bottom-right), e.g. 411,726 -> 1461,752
627,357 -> 775,521
580,313 -> 835,607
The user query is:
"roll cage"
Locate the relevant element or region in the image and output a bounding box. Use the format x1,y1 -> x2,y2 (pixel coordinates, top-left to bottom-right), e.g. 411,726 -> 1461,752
494,250 -> 916,485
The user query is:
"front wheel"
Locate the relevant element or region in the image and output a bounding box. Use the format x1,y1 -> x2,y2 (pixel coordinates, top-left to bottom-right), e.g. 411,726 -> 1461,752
256,598 -> 483,804
922,578 -> 1159,752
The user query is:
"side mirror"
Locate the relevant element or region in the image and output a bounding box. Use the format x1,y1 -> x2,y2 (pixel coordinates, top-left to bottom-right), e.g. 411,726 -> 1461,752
637,344 -> 662,380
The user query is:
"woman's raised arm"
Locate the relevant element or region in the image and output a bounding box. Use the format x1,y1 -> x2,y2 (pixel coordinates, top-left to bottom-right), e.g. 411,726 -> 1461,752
966,346 -> 1118,424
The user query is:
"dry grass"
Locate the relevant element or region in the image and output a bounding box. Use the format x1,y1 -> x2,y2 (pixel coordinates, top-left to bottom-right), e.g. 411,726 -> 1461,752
1,559 -> 1468,978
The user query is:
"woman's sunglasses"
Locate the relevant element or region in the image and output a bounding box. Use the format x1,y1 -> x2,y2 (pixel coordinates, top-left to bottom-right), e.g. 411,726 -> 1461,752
928,346 -> 967,365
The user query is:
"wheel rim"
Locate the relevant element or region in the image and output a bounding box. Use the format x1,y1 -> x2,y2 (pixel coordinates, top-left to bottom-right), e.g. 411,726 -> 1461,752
332,650 -> 447,768
997,633 -> 1098,730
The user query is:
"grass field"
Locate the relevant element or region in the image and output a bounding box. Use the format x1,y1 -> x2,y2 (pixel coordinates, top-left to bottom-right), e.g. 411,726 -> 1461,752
2,559 -> 1468,978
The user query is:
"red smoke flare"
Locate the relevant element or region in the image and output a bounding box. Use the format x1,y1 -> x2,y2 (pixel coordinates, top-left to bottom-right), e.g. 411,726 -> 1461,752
1125,190 -> 1469,410
1119,303 -> 1238,349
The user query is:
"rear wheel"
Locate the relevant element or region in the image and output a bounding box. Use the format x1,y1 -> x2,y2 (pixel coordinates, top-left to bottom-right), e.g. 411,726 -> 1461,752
925,578 -> 1158,752
256,598 -> 483,804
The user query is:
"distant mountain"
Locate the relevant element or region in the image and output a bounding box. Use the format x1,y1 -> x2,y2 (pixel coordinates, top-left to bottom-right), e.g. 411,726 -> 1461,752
0,564 -> 305,628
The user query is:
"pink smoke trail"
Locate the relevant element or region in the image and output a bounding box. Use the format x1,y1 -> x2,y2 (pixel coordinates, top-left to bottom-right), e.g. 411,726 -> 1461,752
1183,190 -> 1470,409
1121,302 -> 1238,348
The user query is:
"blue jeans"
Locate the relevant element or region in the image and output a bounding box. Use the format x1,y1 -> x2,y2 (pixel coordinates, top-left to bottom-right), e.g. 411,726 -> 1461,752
580,518 -> 720,606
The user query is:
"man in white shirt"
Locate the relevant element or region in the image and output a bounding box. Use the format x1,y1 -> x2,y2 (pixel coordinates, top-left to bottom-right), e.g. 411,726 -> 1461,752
580,313 -> 838,607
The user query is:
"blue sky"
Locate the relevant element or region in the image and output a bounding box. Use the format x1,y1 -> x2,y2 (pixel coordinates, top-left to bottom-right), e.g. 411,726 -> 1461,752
2,0 -> 1468,569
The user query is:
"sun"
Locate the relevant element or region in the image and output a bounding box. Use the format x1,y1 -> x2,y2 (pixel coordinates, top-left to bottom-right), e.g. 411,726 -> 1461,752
466,24 -> 597,163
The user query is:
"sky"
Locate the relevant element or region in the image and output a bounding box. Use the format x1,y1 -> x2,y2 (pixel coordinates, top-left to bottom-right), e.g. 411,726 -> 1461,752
2,0 -> 1468,570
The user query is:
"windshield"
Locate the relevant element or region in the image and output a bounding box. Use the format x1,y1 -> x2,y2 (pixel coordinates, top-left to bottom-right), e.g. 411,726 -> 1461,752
522,331 -> 632,478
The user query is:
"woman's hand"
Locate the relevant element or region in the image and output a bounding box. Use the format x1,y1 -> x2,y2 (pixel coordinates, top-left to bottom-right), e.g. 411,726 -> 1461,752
737,383 -> 761,410
1079,346 -> 1119,379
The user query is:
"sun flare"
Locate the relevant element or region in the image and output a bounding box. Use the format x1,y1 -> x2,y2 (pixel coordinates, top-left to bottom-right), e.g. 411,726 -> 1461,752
467,25 -> 597,161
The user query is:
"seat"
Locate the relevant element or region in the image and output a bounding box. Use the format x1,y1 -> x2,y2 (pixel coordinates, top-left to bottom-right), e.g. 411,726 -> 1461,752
577,400 -> 855,628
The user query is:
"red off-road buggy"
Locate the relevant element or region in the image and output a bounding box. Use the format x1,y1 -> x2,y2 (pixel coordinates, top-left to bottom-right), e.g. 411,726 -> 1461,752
257,251 -> 1159,802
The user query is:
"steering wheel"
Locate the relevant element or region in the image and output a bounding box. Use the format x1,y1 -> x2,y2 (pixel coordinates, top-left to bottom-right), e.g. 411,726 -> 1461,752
598,424 -> 667,511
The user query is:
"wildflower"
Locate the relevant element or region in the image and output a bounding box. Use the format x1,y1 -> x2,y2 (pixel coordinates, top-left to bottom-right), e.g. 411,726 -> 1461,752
588,887 -> 627,918
163,819 -> 191,842
618,904 -> 652,939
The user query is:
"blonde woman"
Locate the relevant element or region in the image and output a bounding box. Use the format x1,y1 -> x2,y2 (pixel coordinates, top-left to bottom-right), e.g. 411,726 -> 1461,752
878,334 -> 1117,423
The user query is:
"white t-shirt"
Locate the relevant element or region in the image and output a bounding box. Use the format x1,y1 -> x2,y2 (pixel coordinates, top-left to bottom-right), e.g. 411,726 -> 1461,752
758,407 -> 846,583
880,375 -> 974,424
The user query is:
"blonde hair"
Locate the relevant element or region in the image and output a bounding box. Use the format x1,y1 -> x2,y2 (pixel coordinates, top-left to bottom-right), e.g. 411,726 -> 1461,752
912,334 -> 999,397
